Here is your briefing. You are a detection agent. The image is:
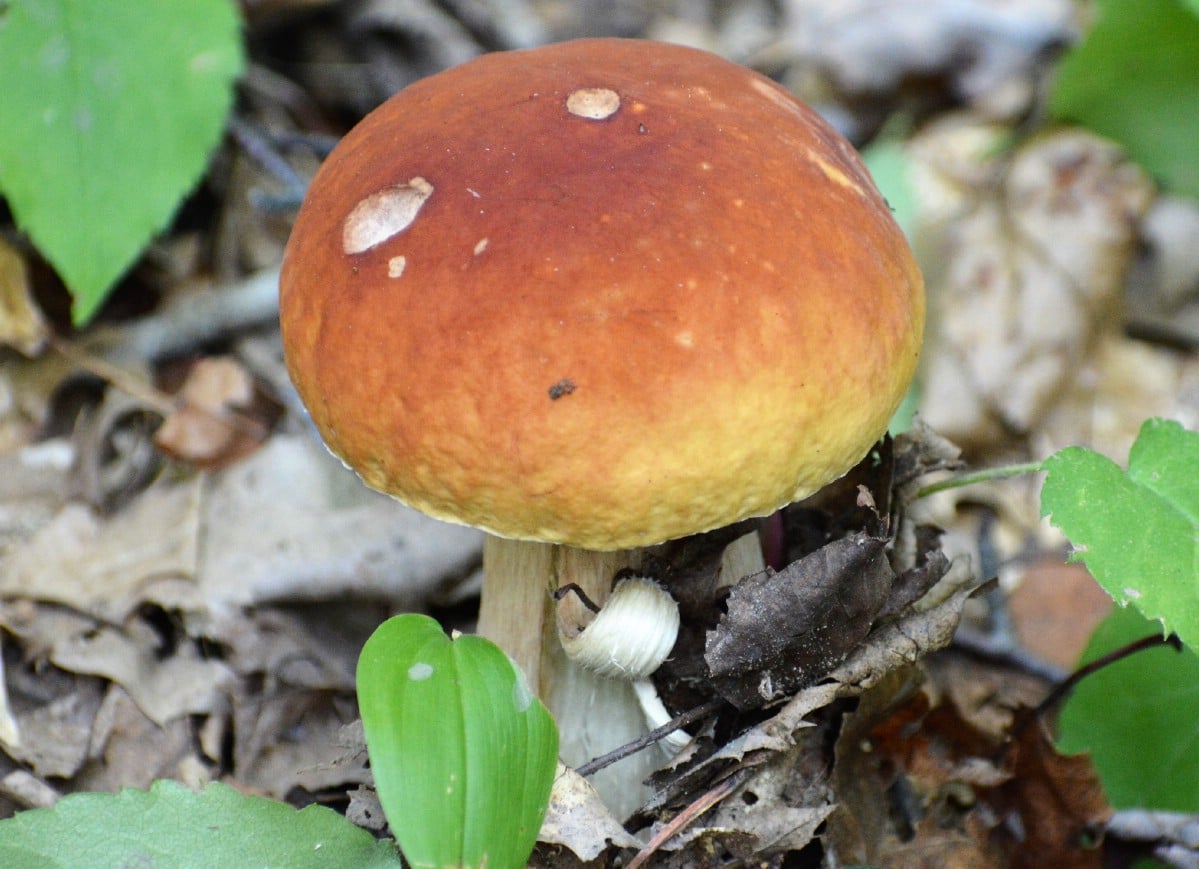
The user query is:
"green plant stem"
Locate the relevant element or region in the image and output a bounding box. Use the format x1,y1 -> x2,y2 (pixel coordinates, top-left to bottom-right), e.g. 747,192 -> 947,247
916,461 -> 1044,499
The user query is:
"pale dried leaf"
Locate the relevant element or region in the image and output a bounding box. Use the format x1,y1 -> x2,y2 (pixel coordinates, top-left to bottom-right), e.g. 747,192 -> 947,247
687,746 -> 835,855
192,433 -> 482,609
0,480 -> 200,621
539,764 -> 642,860
2,677 -> 105,780
49,623 -> 234,727
914,121 -> 1155,446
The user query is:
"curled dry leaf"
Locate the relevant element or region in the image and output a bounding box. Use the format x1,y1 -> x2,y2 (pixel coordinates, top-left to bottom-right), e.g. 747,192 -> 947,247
913,119 -> 1155,447
153,355 -> 276,470
705,531 -> 894,709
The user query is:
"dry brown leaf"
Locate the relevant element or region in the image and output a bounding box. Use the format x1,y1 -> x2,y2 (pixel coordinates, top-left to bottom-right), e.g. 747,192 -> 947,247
153,355 -> 273,470
993,712 -> 1110,868
1008,560 -> 1112,670
706,531 -> 893,709
0,667 -> 105,780
77,686 -> 200,793
826,655 -> 1108,867
0,237 -> 47,357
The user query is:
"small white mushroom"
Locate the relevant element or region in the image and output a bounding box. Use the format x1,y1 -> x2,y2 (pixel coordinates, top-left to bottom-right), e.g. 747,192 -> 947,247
558,576 -> 679,679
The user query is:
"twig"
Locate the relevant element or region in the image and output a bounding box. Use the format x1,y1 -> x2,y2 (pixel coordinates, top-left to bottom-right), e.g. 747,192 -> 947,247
626,769 -> 748,869
84,267 -> 280,366
1000,630 -> 1182,757
553,583 -> 601,614
952,625 -> 1068,684
574,698 -> 725,778
49,333 -> 269,441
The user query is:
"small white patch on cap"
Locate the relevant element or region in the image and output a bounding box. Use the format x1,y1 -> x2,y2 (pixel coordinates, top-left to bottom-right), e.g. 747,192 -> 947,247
473,238 -> 489,256
566,88 -> 621,120
343,177 -> 434,255
388,255 -> 407,278
804,148 -> 865,196
408,662 -> 433,680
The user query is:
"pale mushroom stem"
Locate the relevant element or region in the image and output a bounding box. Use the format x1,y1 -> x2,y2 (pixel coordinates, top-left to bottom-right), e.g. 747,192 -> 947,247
478,536 -> 661,820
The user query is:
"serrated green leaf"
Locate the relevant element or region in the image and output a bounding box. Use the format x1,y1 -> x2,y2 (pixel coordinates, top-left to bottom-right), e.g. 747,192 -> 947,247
357,614 -> 558,869
0,780 -> 402,868
1041,418 -> 1199,645
1058,605 -> 1199,811
1049,0 -> 1199,197
0,0 -> 244,324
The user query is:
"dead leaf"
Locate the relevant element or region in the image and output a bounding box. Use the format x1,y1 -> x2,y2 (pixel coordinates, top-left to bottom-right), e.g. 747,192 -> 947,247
49,620 -> 235,727
0,664 -> 105,780
0,238 -> 48,357
1008,560 -> 1112,671
192,433 -> 483,609
538,764 -> 642,860
914,120 -> 1155,447
153,355 -> 275,470
0,479 -> 200,622
992,711 -> 1111,868
706,531 -> 893,709
826,657 -> 1108,867
77,686 -> 199,793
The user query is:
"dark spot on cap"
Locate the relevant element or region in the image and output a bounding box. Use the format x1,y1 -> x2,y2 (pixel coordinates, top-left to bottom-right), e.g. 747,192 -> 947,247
548,379 -> 576,400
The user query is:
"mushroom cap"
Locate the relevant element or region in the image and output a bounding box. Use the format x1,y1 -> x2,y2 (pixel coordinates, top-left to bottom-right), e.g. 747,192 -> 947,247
280,38 -> 924,551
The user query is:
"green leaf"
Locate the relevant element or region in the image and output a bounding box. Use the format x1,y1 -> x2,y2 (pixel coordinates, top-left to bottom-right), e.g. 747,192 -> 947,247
1041,418 -> 1199,645
0,780 -> 402,867
357,614 -> 559,869
0,0 -> 244,324
862,138 -> 917,243
1049,0 -> 1199,197
1058,605 -> 1199,811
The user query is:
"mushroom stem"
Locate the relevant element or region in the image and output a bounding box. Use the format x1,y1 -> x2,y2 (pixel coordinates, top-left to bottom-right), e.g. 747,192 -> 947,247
478,537 -> 661,819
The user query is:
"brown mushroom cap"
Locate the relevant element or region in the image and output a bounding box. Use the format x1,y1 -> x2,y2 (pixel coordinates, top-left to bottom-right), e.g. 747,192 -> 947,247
280,38 -> 924,550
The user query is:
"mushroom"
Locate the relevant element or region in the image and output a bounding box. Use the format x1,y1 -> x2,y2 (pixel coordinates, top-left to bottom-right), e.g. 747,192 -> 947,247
279,38 -> 924,818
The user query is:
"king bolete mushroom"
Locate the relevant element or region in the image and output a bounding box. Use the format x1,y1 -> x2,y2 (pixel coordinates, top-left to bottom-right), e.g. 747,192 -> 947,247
279,38 -> 924,817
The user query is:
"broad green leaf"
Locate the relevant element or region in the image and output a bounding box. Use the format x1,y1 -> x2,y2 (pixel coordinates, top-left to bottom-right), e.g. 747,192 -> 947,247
1041,418 -> 1199,645
0,780 -> 401,867
0,0 -> 244,324
357,614 -> 559,869
1058,605 -> 1199,811
1049,0 -> 1199,197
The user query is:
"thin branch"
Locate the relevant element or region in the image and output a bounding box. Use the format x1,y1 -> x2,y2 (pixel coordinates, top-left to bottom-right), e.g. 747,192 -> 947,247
575,698 -> 725,778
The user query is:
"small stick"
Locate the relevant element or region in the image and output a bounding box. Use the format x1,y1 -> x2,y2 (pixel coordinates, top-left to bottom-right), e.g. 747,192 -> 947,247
553,582 -> 602,614
575,698 -> 725,777
1003,630 -> 1182,755
626,770 -> 746,869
